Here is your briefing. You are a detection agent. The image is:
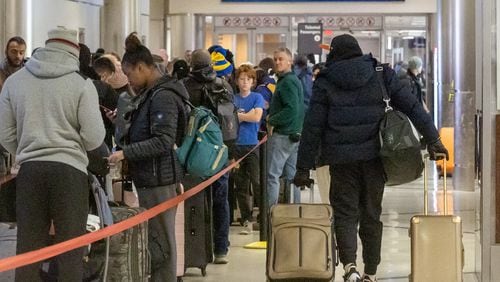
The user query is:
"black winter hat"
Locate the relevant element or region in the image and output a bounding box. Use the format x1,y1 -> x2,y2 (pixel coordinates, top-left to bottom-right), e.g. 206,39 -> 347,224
173,59 -> 189,79
328,34 -> 363,62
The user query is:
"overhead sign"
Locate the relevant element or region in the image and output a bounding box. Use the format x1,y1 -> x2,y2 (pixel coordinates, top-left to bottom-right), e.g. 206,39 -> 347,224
297,23 -> 323,55
222,0 -> 403,2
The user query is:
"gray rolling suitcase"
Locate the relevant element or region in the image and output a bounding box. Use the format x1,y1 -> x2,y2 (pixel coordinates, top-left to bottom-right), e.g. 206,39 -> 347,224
83,177 -> 150,282
409,154 -> 463,281
105,205 -> 150,281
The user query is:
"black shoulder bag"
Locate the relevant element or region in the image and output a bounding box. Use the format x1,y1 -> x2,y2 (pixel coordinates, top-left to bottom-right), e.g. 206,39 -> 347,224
376,64 -> 424,186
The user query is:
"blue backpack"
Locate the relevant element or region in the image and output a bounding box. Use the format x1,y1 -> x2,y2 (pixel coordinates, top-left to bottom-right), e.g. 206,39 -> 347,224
176,103 -> 228,179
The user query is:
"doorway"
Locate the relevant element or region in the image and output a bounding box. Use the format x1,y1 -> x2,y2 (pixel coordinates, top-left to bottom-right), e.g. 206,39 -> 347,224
212,28 -> 289,67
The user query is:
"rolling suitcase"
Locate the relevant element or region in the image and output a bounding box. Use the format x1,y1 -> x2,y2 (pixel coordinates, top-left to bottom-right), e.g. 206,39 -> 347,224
93,173 -> 150,282
105,205 -> 150,281
409,154 -> 463,282
183,176 -> 213,276
267,183 -> 335,281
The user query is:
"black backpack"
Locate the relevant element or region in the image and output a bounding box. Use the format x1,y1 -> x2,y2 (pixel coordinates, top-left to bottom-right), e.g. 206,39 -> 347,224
201,78 -> 239,142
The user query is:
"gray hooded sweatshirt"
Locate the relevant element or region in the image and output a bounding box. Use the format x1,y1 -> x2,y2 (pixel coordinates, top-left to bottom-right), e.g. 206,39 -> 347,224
0,47 -> 105,173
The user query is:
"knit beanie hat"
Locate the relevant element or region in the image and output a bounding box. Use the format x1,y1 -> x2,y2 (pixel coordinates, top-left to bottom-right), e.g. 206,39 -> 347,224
210,46 -> 234,77
408,56 -> 423,71
45,27 -> 80,57
328,34 -> 363,62
191,49 -> 212,70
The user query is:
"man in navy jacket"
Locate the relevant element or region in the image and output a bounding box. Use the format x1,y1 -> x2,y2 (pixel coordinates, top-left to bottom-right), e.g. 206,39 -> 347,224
293,34 -> 448,282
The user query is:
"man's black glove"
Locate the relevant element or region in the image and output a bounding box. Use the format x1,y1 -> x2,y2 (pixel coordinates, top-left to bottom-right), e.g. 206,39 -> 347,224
293,168 -> 314,188
427,139 -> 449,161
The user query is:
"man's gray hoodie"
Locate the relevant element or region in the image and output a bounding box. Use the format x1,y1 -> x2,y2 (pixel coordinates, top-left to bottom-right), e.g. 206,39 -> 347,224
0,47 -> 105,173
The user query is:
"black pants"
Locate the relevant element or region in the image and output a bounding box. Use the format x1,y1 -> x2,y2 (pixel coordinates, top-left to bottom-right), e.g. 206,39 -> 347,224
330,158 -> 385,275
0,145 -> 8,176
15,161 -> 88,282
137,184 -> 177,282
233,145 -> 260,223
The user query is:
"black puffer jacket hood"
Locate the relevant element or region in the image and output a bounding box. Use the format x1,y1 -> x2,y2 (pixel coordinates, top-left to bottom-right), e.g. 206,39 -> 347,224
324,54 -> 375,90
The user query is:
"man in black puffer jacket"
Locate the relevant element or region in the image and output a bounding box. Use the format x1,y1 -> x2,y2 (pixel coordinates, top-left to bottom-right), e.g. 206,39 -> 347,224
293,34 -> 448,282
182,49 -> 234,264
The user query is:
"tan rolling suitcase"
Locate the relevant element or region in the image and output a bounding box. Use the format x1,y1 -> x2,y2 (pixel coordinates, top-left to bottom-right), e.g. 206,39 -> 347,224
409,154 -> 463,282
267,183 -> 334,282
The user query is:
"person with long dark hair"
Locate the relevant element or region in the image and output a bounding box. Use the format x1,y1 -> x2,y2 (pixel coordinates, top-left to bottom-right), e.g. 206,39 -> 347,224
107,33 -> 189,282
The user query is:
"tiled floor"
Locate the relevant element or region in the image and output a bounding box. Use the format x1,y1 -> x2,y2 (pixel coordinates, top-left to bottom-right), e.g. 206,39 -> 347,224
182,168 -> 481,282
0,166 -> 481,281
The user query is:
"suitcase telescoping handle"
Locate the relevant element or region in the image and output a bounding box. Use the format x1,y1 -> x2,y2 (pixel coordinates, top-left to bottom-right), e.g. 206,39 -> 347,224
423,153 -> 447,216
290,182 -> 314,204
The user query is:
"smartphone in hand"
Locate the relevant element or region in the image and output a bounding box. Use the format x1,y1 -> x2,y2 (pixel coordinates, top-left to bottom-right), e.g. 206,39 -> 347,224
99,104 -> 112,112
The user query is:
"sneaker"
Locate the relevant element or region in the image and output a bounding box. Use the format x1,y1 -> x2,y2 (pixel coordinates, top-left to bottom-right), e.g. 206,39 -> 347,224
343,264 -> 361,282
239,220 -> 252,235
213,254 -> 229,264
362,275 -> 377,282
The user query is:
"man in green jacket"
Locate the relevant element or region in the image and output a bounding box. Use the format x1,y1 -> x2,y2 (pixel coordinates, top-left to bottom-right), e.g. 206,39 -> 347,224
266,47 -> 305,206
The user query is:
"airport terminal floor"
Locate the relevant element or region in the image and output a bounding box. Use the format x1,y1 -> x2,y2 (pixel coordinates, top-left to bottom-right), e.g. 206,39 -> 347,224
0,162 -> 479,282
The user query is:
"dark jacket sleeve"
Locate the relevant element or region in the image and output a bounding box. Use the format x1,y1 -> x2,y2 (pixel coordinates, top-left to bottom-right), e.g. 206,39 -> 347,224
384,67 -> 439,144
296,79 -> 329,170
221,79 -> 238,159
123,89 -> 179,160
87,142 -> 110,176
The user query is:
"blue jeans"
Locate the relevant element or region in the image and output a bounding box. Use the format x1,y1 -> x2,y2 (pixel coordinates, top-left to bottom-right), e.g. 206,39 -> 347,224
266,133 -> 300,207
212,172 -> 230,256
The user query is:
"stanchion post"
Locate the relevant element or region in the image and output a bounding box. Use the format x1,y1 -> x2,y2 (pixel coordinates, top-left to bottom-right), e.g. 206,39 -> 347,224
258,131 -> 267,241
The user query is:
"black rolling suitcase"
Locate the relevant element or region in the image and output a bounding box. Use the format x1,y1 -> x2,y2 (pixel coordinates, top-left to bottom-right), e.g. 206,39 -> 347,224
183,175 -> 213,276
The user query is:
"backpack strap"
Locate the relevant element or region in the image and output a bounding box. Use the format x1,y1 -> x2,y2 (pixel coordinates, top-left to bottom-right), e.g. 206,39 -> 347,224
153,86 -> 195,110
375,63 -> 392,112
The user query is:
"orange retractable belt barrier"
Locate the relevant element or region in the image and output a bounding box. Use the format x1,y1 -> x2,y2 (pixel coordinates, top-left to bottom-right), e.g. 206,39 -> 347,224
0,135 -> 267,273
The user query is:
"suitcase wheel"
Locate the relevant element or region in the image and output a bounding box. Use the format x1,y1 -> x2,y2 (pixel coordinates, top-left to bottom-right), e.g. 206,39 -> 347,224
177,277 -> 183,282
201,266 -> 207,276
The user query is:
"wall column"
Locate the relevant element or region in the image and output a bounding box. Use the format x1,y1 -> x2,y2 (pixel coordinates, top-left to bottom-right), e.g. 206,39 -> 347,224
437,0 -> 476,191
101,0 -> 141,56
167,13 -> 195,59
149,0 -> 165,52
0,0 -> 29,56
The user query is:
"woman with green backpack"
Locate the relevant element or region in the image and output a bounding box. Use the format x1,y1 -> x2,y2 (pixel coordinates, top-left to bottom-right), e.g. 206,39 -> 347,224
107,33 -> 189,282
